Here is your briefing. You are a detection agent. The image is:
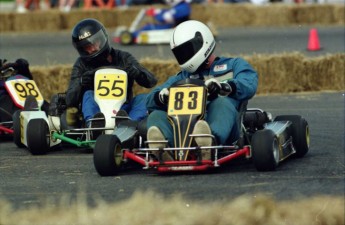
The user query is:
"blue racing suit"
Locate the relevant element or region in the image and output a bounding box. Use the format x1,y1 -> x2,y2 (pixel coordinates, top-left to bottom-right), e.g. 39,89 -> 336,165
134,1 -> 191,38
146,57 -> 258,146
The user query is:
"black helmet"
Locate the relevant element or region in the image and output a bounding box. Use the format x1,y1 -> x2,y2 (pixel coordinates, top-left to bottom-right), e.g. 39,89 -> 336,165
72,18 -> 111,64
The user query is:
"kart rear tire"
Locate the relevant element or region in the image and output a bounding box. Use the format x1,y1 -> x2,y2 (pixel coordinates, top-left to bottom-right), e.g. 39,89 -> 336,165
252,129 -> 280,171
27,119 -> 49,155
93,135 -> 122,176
119,31 -> 133,45
13,110 -> 24,148
274,115 -> 309,158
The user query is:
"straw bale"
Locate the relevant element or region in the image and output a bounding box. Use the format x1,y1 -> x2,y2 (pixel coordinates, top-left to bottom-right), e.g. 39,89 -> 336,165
29,53 -> 344,101
0,4 -> 344,32
303,54 -> 345,91
0,13 -> 14,32
12,10 -> 62,32
290,4 -> 339,25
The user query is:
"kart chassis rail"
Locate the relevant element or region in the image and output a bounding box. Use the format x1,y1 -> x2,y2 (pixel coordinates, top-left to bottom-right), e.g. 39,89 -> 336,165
123,145 -> 251,172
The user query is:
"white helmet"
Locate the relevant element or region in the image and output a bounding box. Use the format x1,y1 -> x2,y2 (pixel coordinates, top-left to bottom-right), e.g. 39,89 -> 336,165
170,20 -> 216,74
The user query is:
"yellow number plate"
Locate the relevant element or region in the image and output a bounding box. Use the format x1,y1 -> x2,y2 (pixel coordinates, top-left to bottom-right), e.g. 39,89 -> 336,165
7,80 -> 43,102
168,86 -> 204,115
95,73 -> 127,100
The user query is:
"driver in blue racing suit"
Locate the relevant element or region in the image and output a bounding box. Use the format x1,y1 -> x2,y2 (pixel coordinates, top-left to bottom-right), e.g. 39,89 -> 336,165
134,0 -> 191,37
146,20 -> 258,158
66,18 -> 157,127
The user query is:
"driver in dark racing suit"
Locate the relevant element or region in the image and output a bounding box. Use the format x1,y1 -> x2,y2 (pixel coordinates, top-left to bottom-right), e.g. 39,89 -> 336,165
66,18 -> 157,126
0,58 -> 49,123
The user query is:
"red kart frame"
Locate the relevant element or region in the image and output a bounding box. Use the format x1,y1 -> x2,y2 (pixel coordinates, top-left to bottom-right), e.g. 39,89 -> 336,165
123,145 -> 251,172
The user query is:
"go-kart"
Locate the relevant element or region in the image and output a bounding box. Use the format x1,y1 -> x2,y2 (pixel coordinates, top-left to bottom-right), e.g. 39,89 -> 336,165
112,8 -> 174,45
0,66 -> 44,137
15,68 -> 130,155
93,79 -> 310,176
0,67 -> 18,136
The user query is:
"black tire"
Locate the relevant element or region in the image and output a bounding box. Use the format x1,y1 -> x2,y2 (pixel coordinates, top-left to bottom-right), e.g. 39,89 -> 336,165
274,115 -> 309,157
12,110 -> 25,148
119,31 -> 133,45
93,135 -> 122,176
252,129 -> 280,171
27,119 -> 49,155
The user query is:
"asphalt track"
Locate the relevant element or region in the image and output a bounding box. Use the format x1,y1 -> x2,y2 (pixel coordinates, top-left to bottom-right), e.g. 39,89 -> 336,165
0,92 -> 344,209
0,26 -> 344,210
0,26 -> 344,65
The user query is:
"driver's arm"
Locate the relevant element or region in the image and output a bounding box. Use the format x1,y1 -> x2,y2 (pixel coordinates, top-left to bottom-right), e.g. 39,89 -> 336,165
146,73 -> 181,112
123,53 -> 157,89
66,62 -> 83,108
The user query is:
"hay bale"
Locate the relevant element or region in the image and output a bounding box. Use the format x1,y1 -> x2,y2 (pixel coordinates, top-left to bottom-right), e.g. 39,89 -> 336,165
31,65 -> 71,100
12,10 -> 62,32
30,54 -> 345,101
60,6 -> 147,30
0,13 -> 14,32
1,4 -> 344,32
303,54 -> 345,91
290,4 -> 340,25
333,5 -> 345,25
246,53 -> 306,93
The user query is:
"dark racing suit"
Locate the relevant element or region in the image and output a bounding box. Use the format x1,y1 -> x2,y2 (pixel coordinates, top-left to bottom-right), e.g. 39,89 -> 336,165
65,48 -> 157,122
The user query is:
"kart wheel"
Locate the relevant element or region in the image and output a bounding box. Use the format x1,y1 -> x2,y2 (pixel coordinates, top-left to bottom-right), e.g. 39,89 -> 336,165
274,115 -> 309,157
252,129 -> 280,171
13,110 -> 24,148
27,119 -> 49,155
119,31 -> 133,45
93,135 -> 122,176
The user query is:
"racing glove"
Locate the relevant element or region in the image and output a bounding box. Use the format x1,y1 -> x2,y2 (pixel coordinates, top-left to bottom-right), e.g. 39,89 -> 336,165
219,82 -> 232,96
80,69 -> 96,90
205,78 -> 221,101
154,88 -> 169,106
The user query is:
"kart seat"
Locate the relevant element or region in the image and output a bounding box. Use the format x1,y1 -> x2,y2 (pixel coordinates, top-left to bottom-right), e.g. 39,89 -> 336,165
236,100 -> 248,148
243,109 -> 270,130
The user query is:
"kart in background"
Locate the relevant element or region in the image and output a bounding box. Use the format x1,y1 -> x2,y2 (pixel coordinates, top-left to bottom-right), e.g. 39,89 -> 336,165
0,67 -> 44,138
112,8 -> 174,45
112,8 -> 218,45
93,78 -> 310,176
14,68 -> 130,155
0,67 -> 18,136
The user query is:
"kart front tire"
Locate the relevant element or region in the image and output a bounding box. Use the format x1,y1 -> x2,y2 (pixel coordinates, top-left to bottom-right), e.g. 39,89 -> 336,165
274,115 -> 309,157
27,119 -> 49,155
119,31 -> 133,45
252,129 -> 280,171
13,110 -> 24,148
93,135 -> 122,176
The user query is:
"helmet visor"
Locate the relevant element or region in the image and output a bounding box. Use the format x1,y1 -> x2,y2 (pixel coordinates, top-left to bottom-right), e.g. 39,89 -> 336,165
74,30 -> 107,58
171,32 -> 203,65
